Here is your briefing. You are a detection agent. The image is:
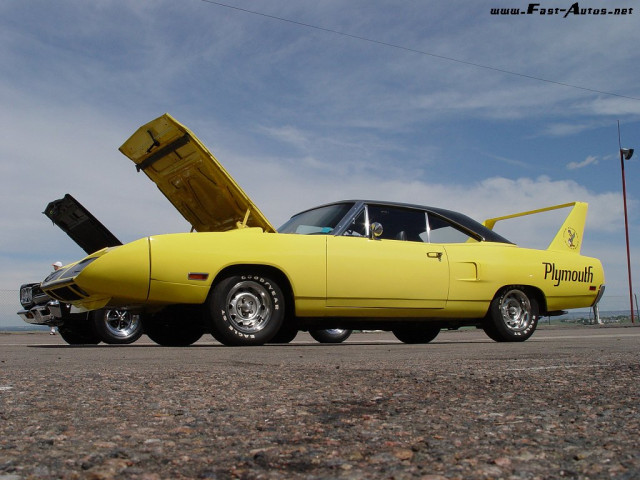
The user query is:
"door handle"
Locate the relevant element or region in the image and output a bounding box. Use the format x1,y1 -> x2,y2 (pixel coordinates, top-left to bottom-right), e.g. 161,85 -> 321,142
427,252 -> 443,261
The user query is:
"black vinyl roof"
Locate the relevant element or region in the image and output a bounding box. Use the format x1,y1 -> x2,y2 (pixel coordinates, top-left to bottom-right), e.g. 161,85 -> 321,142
287,200 -> 513,244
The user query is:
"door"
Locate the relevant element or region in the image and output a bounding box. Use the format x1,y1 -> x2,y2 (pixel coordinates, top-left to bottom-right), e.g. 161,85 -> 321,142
326,236 -> 449,308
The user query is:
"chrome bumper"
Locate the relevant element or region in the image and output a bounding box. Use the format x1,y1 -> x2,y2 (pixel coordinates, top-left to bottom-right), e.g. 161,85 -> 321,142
17,301 -> 64,326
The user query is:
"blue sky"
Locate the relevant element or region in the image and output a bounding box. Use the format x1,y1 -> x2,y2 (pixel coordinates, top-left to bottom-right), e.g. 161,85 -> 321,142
2,1 -> 640,325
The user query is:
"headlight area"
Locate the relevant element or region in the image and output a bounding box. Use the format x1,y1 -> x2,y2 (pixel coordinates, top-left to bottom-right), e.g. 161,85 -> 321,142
49,238 -> 151,307
19,284 -> 34,308
41,256 -> 101,302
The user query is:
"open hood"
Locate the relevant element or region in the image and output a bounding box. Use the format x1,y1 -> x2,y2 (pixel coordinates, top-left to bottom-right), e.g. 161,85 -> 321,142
44,194 -> 122,254
119,114 -> 276,233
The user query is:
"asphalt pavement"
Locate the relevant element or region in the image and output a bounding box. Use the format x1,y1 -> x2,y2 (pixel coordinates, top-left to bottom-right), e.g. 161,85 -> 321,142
1,326 -> 639,479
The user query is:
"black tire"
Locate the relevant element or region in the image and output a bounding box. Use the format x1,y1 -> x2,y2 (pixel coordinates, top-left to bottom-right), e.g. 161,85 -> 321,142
268,323 -> 298,343
208,273 -> 285,346
483,287 -> 539,342
92,309 -> 144,345
309,329 -> 353,344
58,315 -> 101,345
143,306 -> 203,346
392,325 -> 440,344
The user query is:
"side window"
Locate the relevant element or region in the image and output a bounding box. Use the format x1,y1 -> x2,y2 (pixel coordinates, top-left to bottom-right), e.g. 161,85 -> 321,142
367,205 -> 427,242
427,214 -> 475,243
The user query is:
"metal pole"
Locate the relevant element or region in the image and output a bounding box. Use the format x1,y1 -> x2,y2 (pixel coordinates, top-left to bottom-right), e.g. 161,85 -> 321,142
620,148 -> 635,324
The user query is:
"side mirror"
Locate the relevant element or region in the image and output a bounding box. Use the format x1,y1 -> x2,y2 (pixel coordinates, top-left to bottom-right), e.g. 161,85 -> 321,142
370,222 -> 383,240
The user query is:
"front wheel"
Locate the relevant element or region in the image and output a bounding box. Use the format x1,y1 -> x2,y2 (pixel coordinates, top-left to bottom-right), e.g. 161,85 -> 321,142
309,329 -> 353,344
208,273 -> 285,346
484,287 -> 539,342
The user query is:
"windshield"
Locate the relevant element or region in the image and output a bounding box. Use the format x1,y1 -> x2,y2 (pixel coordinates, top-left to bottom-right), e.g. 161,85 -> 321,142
278,203 -> 354,234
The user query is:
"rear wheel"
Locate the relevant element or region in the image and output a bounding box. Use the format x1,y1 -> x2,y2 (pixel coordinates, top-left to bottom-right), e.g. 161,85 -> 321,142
392,325 -> 440,344
92,309 -> 143,345
208,273 -> 284,346
143,306 -> 203,346
309,329 -> 353,344
58,315 -> 101,345
484,287 -> 538,342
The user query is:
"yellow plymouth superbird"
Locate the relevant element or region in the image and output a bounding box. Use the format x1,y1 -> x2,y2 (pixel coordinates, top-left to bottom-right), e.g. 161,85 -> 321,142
40,114 -> 605,346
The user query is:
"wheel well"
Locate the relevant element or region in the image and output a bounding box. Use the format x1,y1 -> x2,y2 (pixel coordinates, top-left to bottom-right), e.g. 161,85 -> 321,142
211,265 -> 296,322
491,285 -> 547,315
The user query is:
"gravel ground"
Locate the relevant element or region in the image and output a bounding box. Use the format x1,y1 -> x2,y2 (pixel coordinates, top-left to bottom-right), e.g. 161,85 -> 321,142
0,329 -> 639,479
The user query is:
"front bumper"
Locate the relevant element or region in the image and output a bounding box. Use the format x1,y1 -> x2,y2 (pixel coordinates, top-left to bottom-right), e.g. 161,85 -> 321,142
17,301 -> 64,326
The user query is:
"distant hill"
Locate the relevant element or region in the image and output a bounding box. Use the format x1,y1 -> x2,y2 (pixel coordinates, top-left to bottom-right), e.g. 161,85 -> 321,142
0,325 -> 49,332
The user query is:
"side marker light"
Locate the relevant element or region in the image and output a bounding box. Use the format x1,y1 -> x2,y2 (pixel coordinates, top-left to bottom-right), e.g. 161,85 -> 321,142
188,273 -> 209,281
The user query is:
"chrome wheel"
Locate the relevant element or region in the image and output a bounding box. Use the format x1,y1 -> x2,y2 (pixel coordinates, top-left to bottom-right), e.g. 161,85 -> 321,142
93,309 -> 144,344
484,287 -> 538,342
325,328 -> 346,335
210,273 -> 285,346
225,280 -> 274,335
104,310 -> 140,338
499,289 -> 533,333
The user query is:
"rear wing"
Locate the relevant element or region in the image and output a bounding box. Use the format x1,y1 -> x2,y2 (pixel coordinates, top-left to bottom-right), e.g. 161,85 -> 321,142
482,202 -> 588,254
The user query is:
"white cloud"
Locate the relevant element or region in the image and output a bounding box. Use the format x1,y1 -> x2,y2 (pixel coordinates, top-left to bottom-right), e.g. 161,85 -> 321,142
567,155 -> 598,170
585,96 -> 640,117
232,154 -> 625,239
542,123 -> 595,137
260,125 -> 310,150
